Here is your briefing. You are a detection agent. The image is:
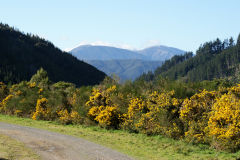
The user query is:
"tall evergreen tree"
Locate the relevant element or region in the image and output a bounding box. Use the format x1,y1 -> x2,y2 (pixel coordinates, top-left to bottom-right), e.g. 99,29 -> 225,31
229,37 -> 234,47
237,33 -> 240,55
237,33 -> 240,47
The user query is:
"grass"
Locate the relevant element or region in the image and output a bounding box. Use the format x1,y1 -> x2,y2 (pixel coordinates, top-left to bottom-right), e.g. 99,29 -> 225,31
0,114 -> 240,160
0,133 -> 40,160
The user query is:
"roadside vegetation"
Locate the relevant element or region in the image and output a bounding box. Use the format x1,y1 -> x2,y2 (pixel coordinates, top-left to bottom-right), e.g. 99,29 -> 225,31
1,67 -> 240,159
0,133 -> 39,160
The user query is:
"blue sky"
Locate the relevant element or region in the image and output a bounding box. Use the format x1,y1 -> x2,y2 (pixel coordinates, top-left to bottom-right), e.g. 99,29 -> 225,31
1,0 -> 240,52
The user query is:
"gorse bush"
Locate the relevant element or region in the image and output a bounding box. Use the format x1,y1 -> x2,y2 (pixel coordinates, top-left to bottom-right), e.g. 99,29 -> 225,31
88,105 -> 119,128
32,98 -> 50,120
122,91 -> 183,138
1,68 -> 240,152
0,81 -> 39,117
0,82 -> 8,102
0,69 -> 89,125
180,90 -> 218,143
121,97 -> 147,132
208,85 -> 240,151
0,94 -> 13,114
57,109 -> 83,125
143,91 -> 183,138
86,85 -> 120,128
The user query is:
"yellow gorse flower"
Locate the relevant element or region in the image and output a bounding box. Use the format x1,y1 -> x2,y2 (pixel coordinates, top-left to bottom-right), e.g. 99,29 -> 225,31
86,85 -> 119,128
32,98 -> 50,120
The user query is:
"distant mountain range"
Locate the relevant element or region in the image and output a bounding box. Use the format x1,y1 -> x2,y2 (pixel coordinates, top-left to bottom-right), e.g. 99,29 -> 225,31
71,45 -> 145,60
137,45 -> 185,61
86,59 -> 163,81
70,45 -> 185,81
70,45 -> 185,61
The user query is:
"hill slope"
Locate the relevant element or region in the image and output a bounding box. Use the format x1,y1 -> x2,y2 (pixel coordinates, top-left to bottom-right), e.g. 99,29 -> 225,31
87,60 -> 162,81
139,36 -> 240,82
0,23 -> 106,86
70,45 -> 185,61
71,45 -> 147,60
137,45 -> 185,61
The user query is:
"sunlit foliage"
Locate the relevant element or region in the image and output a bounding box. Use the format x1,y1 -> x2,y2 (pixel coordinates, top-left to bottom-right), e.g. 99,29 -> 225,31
2,68 -> 240,152
86,85 -> 120,128
180,90 -> 218,143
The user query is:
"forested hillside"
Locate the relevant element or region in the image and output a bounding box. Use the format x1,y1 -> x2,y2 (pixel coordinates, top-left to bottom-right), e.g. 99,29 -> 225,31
0,23 -> 106,86
139,35 -> 240,82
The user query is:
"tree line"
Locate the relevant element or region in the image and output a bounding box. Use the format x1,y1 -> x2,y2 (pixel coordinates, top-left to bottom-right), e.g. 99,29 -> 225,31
139,34 -> 240,83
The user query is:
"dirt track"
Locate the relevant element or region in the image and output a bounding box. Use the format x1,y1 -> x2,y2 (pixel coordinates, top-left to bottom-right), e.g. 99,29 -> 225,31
0,122 -> 133,160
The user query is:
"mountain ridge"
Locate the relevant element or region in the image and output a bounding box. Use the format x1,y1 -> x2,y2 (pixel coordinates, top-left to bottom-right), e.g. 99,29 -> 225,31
70,45 -> 147,61
70,44 -> 185,61
70,44 -> 184,81
137,45 -> 185,61
0,23 -> 106,86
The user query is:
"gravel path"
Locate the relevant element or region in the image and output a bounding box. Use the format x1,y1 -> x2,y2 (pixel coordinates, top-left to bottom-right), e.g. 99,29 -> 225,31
0,122 -> 133,160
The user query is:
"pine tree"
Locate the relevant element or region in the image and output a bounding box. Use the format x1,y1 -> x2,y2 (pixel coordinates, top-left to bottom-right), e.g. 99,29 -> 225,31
229,37 -> 234,47
237,33 -> 240,47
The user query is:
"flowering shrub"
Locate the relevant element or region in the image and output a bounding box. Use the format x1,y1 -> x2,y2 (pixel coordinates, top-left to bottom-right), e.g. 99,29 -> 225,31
4,82 -> 40,117
70,110 -> 83,124
0,83 -> 13,114
88,105 -> 119,128
208,87 -> 240,151
121,97 -> 147,132
29,82 -> 36,88
0,82 -> 8,102
57,109 -> 83,124
0,94 -> 13,113
57,109 -> 71,124
86,85 -> 120,128
14,109 -> 23,116
141,91 -> 183,137
180,90 -> 217,143
86,85 -> 116,106
32,98 -> 51,120
228,84 -> 240,96
69,87 -> 92,120
3,69 -> 240,153
69,93 -> 77,106
122,91 -> 183,138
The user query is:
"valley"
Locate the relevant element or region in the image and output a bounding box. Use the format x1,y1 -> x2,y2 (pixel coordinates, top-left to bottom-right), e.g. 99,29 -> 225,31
70,45 -> 184,81
1,1 -> 240,159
